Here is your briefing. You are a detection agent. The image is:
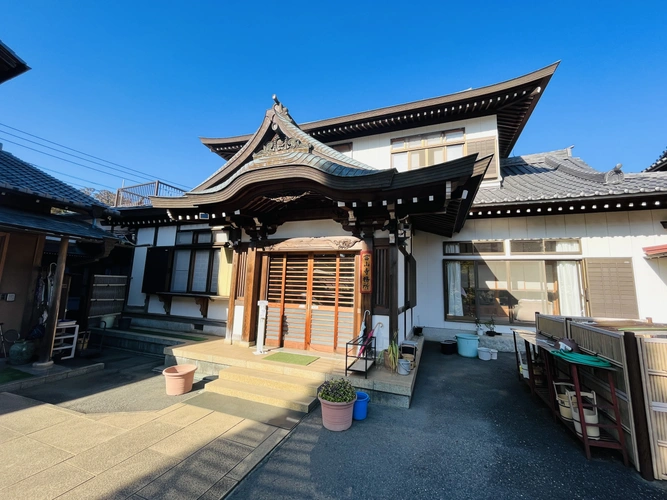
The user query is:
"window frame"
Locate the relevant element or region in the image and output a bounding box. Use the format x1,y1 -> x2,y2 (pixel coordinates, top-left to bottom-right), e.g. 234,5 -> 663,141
443,240 -> 505,256
391,128 -> 466,170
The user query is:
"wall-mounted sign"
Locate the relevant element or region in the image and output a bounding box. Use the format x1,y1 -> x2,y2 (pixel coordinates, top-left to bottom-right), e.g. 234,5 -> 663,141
360,250 -> 372,294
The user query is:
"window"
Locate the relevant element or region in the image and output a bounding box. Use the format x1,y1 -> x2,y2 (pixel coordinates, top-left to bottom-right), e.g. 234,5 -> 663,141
330,142 -> 353,155
142,228 -> 224,296
444,259 -> 584,323
443,241 -> 505,255
510,239 -> 581,254
391,129 -> 466,170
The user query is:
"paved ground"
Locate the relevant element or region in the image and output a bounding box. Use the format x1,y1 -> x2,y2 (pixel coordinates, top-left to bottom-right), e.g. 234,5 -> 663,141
0,350 -> 289,499
229,341 -> 667,500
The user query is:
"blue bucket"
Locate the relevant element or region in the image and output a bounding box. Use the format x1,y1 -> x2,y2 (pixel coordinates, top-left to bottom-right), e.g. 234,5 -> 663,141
455,334 -> 479,358
353,391 -> 370,420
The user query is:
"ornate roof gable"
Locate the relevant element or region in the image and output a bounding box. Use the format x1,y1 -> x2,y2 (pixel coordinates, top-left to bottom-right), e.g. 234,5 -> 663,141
192,96 -> 376,193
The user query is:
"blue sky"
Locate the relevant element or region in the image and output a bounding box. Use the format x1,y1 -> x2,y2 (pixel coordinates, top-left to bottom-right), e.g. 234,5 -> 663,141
1,1 -> 665,192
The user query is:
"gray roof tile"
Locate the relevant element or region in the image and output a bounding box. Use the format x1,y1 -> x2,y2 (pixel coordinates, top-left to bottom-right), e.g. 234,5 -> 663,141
0,148 -> 107,208
475,149 -> 667,206
0,206 -> 113,240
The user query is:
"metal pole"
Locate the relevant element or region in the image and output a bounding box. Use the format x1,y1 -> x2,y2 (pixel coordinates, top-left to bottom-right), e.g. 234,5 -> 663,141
34,236 -> 68,368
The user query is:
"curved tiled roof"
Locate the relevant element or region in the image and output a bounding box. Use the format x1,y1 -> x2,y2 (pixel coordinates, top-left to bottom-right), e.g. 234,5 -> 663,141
475,149 -> 667,206
645,147 -> 667,172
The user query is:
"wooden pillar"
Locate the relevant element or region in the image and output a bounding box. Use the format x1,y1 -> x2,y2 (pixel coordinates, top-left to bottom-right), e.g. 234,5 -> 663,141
35,236 -> 68,367
241,246 -> 261,344
389,242 -> 398,345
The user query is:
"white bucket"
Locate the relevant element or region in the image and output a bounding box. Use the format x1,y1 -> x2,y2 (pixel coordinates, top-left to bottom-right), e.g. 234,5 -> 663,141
568,391 -> 600,440
557,394 -> 573,421
489,349 -> 498,360
520,363 -> 530,379
478,347 -> 491,361
397,359 -> 411,375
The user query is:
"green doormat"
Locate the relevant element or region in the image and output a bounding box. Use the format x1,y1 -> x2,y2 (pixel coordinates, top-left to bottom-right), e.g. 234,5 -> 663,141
263,352 -> 319,366
0,366 -> 34,384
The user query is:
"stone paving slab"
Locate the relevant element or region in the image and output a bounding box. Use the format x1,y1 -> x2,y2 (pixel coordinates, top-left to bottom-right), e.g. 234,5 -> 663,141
154,403 -> 212,427
150,411 -> 243,460
89,411 -> 159,430
227,428 -> 289,481
137,437 -> 253,500
0,401 -> 74,434
1,461 -> 93,500
0,436 -> 73,489
66,421 -> 182,475
223,418 -> 279,448
59,449 -> 180,500
28,416 -> 126,454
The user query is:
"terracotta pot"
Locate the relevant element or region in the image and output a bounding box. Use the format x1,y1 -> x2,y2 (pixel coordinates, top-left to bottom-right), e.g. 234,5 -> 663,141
319,396 -> 357,431
162,364 -> 197,396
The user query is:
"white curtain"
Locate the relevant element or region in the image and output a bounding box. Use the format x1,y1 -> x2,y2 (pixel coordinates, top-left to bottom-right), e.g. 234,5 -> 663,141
555,240 -> 582,316
445,244 -> 463,316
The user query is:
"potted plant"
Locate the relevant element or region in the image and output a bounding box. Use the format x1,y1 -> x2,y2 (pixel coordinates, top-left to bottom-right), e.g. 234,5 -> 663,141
474,317 -> 484,336
484,317 -> 496,336
318,378 -> 357,431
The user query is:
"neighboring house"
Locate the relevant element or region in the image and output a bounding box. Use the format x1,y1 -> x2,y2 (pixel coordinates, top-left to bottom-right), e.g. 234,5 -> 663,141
645,147 -> 667,173
0,42 -> 124,364
109,62 -> 667,352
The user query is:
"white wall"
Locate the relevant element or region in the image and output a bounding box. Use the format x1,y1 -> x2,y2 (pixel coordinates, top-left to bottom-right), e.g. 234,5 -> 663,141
413,209 -> 667,327
349,116 -> 498,171
156,226 -> 176,246
273,220 -> 349,239
126,227 -> 155,307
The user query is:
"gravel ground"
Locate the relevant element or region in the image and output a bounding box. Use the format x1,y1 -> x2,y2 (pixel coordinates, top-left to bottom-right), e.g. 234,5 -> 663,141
16,349 -> 204,413
229,341 -> 667,500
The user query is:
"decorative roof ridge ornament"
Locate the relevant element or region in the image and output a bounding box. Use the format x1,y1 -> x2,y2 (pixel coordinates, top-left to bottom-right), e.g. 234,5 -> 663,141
272,94 -> 292,121
604,163 -> 625,185
253,134 -> 313,159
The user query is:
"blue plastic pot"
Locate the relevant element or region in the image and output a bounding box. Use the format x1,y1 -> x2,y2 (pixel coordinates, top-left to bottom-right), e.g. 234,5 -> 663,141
353,391 -> 370,420
455,334 -> 479,358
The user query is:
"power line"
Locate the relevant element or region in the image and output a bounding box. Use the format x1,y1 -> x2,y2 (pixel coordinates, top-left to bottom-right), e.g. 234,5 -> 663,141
0,129 -> 158,184
0,136 -> 145,184
0,122 -> 191,189
35,164 -> 117,190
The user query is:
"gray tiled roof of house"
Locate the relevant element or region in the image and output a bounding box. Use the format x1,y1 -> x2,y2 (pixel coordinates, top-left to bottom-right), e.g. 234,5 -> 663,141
0,147 -> 107,208
645,147 -> 667,172
474,149 -> 667,206
0,206 -> 113,240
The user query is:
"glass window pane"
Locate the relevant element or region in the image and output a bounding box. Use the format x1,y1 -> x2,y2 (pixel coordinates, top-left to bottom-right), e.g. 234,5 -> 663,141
473,241 -> 504,254
510,261 -> 543,291
191,250 -> 210,292
427,147 -> 445,165
446,260 -> 475,318
171,249 -> 191,292
409,150 -> 425,169
511,240 -> 543,253
408,136 -> 422,148
176,231 -> 193,245
391,138 -> 405,150
445,130 -> 464,142
446,144 -> 464,160
196,232 -> 212,244
209,249 -> 221,294
545,239 -> 581,253
392,152 -> 408,170
478,262 -> 509,321
426,133 -> 442,146
444,243 -> 461,254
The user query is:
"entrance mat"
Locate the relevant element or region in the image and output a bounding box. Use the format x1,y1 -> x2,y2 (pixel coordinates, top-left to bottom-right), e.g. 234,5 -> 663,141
184,392 -> 307,430
263,352 -> 319,366
0,366 -> 34,384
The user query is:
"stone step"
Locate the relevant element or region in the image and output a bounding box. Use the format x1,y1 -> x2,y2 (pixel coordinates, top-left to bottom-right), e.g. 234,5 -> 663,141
205,379 -> 319,413
218,366 -> 321,397
244,359 -> 329,382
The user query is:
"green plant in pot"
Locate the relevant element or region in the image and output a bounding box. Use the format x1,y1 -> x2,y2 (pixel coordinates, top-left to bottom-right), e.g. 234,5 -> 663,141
484,317 -> 497,336
318,378 -> 357,431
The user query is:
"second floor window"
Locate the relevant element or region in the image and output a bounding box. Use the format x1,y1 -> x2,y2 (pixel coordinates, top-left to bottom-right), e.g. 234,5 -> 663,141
391,129 -> 465,170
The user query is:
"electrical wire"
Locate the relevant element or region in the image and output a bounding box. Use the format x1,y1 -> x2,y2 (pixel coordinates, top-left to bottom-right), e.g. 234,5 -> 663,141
0,122 -> 190,189
35,164 -> 117,190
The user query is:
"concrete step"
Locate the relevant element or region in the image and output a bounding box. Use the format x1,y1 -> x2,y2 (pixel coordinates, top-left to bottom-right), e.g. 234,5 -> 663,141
244,359 -> 329,382
218,366 -> 321,397
205,379 -> 319,413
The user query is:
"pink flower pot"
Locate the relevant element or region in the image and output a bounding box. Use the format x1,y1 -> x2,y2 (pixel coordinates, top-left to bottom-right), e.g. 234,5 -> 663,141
163,364 -> 197,396
319,396 -> 357,431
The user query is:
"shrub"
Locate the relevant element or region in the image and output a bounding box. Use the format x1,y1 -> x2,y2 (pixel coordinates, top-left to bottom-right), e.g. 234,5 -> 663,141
318,378 -> 356,403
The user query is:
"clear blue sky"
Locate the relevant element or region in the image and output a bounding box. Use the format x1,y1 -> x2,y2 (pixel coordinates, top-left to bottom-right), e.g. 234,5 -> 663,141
1,1 -> 665,192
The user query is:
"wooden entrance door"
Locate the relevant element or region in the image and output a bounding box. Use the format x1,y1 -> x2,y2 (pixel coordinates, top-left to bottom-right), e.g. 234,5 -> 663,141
264,252 -> 357,353
584,258 -> 639,319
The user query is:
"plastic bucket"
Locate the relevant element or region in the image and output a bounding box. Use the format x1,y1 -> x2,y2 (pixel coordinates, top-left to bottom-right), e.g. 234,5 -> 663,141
353,391 -> 370,420
440,340 -> 457,355
397,359 -> 411,375
489,349 -> 498,360
478,347 -> 491,361
455,334 -> 479,358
